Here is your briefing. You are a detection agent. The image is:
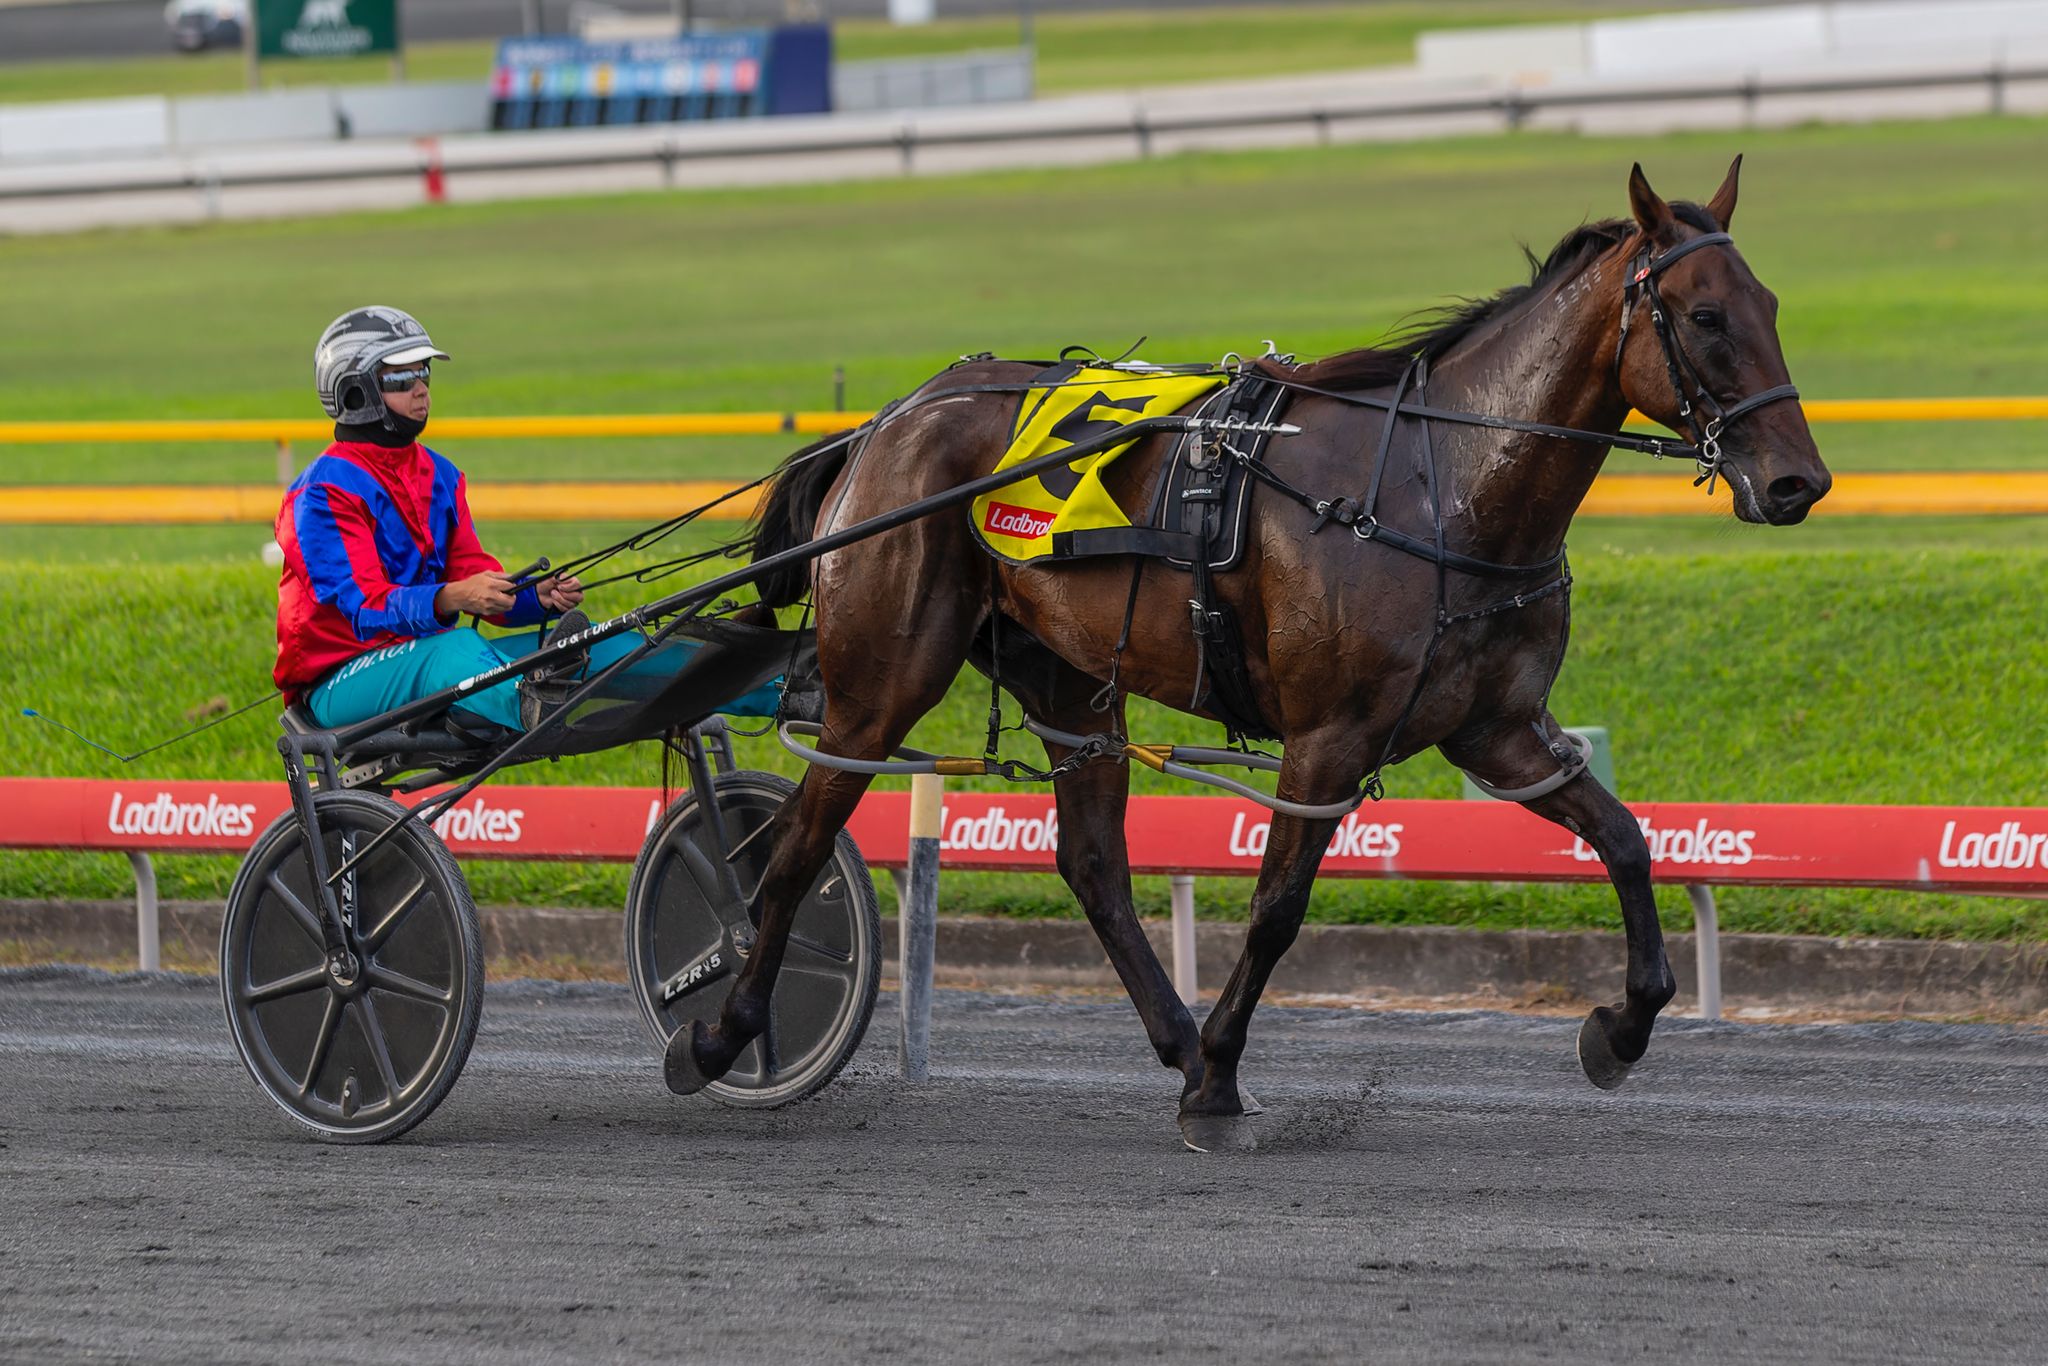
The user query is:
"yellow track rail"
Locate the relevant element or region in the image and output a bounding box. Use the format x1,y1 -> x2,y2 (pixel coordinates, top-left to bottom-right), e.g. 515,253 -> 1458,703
0,413 -> 861,444
0,396 -> 2044,448
7,472 -> 2047,525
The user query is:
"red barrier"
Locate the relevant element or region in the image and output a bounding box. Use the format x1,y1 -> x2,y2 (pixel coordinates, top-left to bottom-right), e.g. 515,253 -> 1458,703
3,777 -> 2045,893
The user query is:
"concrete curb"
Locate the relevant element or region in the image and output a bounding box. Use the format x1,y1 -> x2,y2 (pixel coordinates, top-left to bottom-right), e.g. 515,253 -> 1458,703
7,897 -> 2048,1017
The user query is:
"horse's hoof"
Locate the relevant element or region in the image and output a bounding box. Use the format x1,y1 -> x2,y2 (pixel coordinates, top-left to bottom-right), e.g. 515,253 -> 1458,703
1180,1112 -> 1259,1154
664,1021 -> 714,1096
1236,1084 -> 1265,1116
1576,1009 -> 1634,1091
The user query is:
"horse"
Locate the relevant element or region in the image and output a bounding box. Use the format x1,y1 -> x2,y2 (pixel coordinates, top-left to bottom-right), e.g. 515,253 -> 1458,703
669,158 -> 1832,1151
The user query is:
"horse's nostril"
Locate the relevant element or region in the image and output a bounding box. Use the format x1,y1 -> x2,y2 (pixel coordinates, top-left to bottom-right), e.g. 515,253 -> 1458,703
1768,475 -> 1811,505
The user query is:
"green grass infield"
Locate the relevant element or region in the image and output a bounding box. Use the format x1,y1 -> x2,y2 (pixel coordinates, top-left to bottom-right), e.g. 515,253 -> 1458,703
2,115 -> 2046,487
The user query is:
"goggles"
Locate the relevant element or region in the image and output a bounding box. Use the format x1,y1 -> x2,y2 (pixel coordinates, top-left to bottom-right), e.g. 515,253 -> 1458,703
376,363 -> 432,393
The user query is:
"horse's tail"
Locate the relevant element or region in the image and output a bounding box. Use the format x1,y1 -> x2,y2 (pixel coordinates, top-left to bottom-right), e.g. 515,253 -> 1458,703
742,429 -> 856,610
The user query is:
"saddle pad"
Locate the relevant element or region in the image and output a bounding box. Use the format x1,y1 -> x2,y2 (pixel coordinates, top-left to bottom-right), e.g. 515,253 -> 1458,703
970,366 -> 1226,564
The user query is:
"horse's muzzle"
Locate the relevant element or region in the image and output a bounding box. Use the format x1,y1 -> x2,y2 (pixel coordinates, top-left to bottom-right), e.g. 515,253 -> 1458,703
1762,468 -> 1831,525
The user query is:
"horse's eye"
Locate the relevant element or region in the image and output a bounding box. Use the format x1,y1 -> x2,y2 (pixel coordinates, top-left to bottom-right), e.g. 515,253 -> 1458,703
1690,308 -> 1724,330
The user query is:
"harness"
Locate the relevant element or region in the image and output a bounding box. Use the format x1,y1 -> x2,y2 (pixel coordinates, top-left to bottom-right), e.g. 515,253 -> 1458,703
1090,228 -> 1805,802
544,230 -> 1805,813
1615,230 -> 1803,495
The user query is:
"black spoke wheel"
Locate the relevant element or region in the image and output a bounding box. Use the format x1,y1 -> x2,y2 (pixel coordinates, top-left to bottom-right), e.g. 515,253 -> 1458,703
625,771 -> 880,1109
221,790 -> 483,1144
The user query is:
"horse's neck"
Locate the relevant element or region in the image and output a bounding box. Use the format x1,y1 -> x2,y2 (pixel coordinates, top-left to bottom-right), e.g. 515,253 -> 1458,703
1424,255 -> 1630,567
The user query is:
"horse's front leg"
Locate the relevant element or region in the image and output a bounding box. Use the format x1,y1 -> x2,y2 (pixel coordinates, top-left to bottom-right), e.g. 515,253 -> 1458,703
1446,716 -> 1676,1089
1180,730 -> 1357,1152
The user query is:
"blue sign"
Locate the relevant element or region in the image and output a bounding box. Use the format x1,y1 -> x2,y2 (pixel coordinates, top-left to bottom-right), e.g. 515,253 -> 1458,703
489,27 -> 830,131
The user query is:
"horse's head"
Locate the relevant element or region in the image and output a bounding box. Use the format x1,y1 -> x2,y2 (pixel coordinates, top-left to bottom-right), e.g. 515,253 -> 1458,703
1615,158 -> 1831,524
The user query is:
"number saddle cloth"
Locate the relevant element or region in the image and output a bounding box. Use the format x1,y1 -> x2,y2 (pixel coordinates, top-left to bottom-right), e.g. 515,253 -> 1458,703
967,359 -> 1293,740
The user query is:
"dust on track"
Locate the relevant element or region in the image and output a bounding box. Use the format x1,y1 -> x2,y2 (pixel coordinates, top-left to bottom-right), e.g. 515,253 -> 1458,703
2,966 -> 2044,1364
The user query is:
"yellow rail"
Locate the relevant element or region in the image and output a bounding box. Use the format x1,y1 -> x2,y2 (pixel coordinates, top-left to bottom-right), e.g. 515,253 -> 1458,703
10,472 -> 2048,525
0,396 -> 2045,448
0,413 -> 865,444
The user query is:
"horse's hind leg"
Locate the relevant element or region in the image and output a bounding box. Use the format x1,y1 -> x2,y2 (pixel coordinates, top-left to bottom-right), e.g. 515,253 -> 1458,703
977,628 -> 1203,1089
666,570 -> 982,1095
1443,715 -> 1676,1089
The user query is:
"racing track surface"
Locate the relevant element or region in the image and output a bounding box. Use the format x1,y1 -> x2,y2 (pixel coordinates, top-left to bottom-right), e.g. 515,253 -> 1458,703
2,968 -> 2044,1364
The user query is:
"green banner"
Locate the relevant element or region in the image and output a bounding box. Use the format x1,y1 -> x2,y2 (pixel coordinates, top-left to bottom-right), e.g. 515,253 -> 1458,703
255,0 -> 399,60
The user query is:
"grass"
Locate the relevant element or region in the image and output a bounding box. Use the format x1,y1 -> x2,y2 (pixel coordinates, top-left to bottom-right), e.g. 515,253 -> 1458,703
11,513 -> 2048,566
2,116 -> 2046,489
3,85 -> 2044,945
4,544 -> 2045,941
0,5 -> 1640,106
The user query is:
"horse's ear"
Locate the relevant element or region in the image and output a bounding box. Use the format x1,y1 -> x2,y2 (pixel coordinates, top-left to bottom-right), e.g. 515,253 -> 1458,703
1627,162 -> 1676,240
1706,154 -> 1742,230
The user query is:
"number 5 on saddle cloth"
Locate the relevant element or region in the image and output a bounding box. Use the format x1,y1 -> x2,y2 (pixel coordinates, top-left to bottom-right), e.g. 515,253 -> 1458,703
968,360 -> 1291,740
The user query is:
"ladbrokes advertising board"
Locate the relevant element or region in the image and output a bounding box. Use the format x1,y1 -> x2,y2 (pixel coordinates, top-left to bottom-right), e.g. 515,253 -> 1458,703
4,778 -> 2044,894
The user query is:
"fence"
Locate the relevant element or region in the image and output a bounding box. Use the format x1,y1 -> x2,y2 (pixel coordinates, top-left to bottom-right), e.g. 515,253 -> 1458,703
3,60 -> 2045,208
6,776 -> 2044,1025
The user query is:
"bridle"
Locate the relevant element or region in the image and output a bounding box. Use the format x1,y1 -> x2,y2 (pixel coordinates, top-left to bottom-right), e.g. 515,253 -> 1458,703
1614,229 -> 1802,493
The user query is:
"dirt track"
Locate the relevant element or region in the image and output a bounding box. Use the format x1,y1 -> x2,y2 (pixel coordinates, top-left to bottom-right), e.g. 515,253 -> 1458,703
2,967 -> 2044,1363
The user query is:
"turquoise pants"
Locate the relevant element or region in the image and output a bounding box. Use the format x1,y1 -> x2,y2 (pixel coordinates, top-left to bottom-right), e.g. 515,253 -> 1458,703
306,627 -> 783,733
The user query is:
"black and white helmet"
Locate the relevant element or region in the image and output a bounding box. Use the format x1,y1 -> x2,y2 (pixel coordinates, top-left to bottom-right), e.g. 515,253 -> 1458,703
314,306 -> 450,426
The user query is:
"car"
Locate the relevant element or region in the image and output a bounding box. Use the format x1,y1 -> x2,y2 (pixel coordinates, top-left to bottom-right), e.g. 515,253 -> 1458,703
165,0 -> 248,53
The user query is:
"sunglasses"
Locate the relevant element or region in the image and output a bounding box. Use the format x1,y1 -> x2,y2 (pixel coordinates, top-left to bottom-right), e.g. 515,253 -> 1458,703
377,363 -> 432,393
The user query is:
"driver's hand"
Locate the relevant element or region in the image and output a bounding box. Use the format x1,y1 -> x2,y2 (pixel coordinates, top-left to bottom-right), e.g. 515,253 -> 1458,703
537,574 -> 584,612
434,571 -> 517,618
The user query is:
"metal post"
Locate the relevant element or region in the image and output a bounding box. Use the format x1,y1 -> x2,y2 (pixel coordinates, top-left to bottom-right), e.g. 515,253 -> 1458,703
899,774 -> 943,1080
244,3 -> 260,91
833,364 -> 846,412
275,438 -> 294,485
1687,884 -> 1722,1021
1169,874 -> 1197,1003
128,852 -> 159,972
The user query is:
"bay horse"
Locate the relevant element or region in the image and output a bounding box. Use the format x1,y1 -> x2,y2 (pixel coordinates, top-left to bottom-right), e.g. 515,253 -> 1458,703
672,159 -> 1832,1151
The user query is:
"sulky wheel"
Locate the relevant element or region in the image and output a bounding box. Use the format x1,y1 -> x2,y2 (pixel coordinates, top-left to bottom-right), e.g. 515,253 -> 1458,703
221,790 -> 483,1144
625,770 -> 880,1109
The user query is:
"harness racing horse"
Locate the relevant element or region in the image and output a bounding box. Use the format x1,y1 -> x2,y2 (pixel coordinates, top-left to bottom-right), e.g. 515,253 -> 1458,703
670,159 -> 1833,1151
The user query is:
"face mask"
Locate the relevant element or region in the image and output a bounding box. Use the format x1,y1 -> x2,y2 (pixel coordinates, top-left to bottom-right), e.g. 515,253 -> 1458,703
382,409 -> 428,443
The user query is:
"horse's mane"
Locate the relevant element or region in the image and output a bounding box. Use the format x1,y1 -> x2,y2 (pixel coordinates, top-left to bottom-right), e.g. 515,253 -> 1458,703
1267,202 -> 1721,390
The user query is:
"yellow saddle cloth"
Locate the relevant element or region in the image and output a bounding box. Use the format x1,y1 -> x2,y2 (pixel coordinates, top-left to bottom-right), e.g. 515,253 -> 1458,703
970,367 -> 1226,564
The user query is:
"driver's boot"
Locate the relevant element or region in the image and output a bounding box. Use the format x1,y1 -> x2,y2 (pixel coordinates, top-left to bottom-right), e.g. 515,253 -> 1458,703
518,608 -> 590,731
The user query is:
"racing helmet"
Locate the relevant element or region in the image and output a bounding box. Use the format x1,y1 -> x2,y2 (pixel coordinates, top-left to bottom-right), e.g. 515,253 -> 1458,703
314,306 -> 450,427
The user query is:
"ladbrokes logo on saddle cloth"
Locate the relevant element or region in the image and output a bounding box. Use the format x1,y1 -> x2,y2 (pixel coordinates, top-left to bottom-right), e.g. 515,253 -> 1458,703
970,366 -> 1225,563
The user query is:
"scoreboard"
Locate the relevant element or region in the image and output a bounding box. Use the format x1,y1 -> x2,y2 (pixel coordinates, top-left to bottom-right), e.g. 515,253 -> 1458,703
490,26 -> 831,131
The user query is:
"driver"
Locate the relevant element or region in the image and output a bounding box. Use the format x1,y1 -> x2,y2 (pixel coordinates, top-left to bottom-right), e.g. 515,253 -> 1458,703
273,305 -> 779,734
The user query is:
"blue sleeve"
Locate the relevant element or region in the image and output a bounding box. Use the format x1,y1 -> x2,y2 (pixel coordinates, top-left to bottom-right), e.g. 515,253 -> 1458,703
495,584 -> 546,629
293,484 -> 449,641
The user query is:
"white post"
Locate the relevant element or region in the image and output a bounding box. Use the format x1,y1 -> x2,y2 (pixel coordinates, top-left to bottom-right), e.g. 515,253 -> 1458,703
899,774 -> 943,1080
1687,884 -> 1722,1021
128,852 -> 159,972
1169,874 -> 1197,1003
